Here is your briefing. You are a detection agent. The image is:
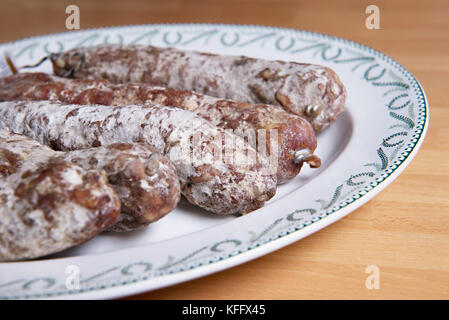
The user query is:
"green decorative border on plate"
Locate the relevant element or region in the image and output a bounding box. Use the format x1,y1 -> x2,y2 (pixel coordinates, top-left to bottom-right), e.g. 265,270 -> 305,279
0,23 -> 428,299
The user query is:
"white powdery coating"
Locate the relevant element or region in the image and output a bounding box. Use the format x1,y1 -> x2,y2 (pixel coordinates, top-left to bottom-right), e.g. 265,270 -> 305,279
0,72 -> 319,183
0,101 -> 276,214
60,165 -> 84,186
68,44 -> 346,132
140,180 -> 152,191
0,130 -> 119,261
0,127 -> 179,232
64,143 -> 181,231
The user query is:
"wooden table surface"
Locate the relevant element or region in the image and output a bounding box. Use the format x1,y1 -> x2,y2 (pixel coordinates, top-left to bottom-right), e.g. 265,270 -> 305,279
1,0 -> 447,299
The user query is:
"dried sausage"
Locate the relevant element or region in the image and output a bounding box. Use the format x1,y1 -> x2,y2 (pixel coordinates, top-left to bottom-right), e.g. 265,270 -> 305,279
0,101 -> 277,215
65,143 -> 181,232
49,44 -> 346,132
0,72 -> 320,183
0,130 -> 121,261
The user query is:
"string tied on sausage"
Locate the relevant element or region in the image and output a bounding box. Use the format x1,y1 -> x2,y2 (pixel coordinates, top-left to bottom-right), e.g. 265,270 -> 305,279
3,53 -> 51,75
3,52 -> 83,78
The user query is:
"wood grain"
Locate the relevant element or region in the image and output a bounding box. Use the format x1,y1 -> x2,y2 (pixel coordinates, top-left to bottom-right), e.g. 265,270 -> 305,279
0,0 -> 447,299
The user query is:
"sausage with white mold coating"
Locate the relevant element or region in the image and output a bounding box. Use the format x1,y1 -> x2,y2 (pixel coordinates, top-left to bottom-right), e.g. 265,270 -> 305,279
0,72 -> 320,184
49,44 -> 346,132
0,130 -> 121,261
0,130 -> 180,234
64,143 -> 181,232
0,101 -> 277,215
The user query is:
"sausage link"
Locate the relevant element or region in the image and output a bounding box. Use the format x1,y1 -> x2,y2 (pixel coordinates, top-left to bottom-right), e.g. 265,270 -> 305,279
0,123 -> 180,232
64,143 -> 181,232
49,44 -> 346,132
0,72 -> 320,183
0,101 -> 277,215
0,130 -> 121,261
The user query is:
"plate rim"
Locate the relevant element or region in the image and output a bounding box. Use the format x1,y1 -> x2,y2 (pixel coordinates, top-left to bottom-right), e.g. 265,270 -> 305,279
0,23 -> 429,299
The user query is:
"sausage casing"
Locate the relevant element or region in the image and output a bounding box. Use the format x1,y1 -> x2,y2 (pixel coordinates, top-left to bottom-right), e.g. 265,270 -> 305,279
50,44 -> 346,132
0,130 -> 121,261
0,72 -> 320,183
64,143 -> 181,232
0,125 -> 180,232
0,101 -> 277,215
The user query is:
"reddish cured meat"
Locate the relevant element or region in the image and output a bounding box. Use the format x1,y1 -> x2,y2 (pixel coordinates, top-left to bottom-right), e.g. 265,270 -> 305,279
0,130 -> 121,261
64,143 -> 181,232
0,72 -> 320,183
49,44 -> 346,132
0,101 -> 277,215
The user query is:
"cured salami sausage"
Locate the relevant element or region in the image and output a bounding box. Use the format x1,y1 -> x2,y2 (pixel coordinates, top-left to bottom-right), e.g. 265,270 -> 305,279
0,72 -> 320,184
0,124 -> 180,232
49,44 -> 346,132
0,101 -> 277,215
0,130 -> 121,261
64,143 -> 181,232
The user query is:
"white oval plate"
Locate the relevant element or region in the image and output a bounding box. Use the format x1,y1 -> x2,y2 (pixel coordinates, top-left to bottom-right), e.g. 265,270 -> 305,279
0,24 -> 428,299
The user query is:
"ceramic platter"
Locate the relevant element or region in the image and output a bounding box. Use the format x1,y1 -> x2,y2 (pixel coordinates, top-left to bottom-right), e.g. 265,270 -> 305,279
0,24 -> 428,299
